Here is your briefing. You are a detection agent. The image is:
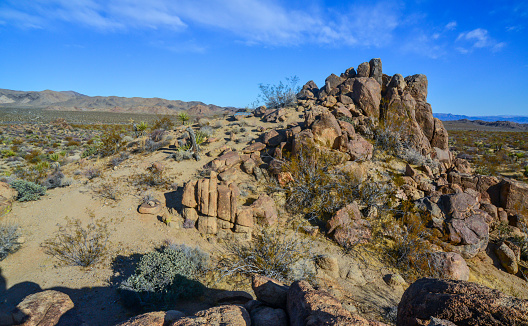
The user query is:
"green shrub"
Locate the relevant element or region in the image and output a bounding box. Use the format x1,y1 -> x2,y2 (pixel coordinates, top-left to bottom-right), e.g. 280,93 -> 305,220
119,245 -> 208,309
42,217 -> 110,267
152,116 -> 174,131
219,227 -> 314,283
81,145 -> 100,158
99,129 -> 126,157
0,223 -> 21,260
258,76 -> 300,109
10,180 -> 46,201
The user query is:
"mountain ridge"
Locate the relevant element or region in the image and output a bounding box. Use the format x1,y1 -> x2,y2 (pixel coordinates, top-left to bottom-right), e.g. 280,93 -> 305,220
434,112 -> 528,124
0,88 -> 232,116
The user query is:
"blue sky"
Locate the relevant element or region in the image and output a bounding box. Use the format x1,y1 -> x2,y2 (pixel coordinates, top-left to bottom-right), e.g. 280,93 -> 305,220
0,0 -> 527,116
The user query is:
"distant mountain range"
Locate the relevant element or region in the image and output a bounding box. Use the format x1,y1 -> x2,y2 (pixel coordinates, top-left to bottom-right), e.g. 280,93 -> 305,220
0,88 -> 233,116
434,113 -> 528,124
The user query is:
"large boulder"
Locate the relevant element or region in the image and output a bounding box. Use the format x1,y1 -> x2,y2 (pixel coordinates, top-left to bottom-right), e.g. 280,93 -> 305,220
369,58 -> 383,85
430,252 -> 469,281
287,280 -> 387,326
397,278 -> 528,326
499,178 -> 528,212
495,241 -> 519,274
12,290 -> 78,326
252,274 -> 289,309
116,311 -> 168,326
347,134 -> 373,161
404,74 -> 428,102
172,305 -> 251,326
351,77 -> 381,119
311,112 -> 342,149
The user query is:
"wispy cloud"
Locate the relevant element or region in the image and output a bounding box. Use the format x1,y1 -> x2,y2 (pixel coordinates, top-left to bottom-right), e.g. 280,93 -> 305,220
445,21 -> 457,30
0,0 -> 402,47
456,28 -> 505,53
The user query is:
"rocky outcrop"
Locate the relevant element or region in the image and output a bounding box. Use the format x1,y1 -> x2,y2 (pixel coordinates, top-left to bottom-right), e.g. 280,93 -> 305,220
298,58 -> 449,156
397,278 -> 528,326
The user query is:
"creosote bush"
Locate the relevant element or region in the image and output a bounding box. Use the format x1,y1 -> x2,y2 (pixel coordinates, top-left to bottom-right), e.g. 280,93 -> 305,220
42,217 -> 110,267
258,76 -> 300,109
10,180 -> 46,202
279,143 -> 391,223
219,227 -> 314,283
384,201 -> 439,281
119,244 -> 208,309
0,223 -> 22,261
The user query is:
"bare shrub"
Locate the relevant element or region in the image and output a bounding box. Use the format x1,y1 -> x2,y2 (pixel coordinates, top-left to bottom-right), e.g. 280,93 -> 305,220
94,182 -> 121,201
218,227 -> 314,283
384,201 -> 439,281
42,217 -> 110,267
0,223 -> 22,260
258,76 -> 300,109
279,142 -> 392,223
151,116 -> 174,131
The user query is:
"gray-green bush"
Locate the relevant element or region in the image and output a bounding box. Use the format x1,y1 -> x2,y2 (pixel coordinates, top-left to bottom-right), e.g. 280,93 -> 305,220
258,76 -> 300,109
10,180 -> 46,201
0,223 -> 21,260
119,245 -> 208,309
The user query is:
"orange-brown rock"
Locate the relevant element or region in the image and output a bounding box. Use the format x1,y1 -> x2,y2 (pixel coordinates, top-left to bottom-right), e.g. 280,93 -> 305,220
182,179 -> 198,208
397,278 -> 528,326
12,290 -> 75,326
207,172 -> 218,217
217,184 -> 231,221
172,305 -> 250,326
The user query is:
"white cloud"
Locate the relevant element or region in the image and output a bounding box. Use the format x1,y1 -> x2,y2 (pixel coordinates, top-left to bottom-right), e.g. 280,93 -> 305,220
445,21 -> 457,30
456,28 -> 505,52
0,0 -> 402,47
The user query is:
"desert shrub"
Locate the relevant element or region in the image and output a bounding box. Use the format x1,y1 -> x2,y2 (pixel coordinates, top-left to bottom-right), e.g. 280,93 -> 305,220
66,140 -> 81,147
219,227 -> 313,283
149,129 -> 166,142
42,217 -> 110,267
0,223 -> 21,261
198,118 -> 209,127
109,152 -> 129,168
258,76 -> 300,109
280,142 -> 391,223
84,167 -> 101,180
134,170 -> 168,189
24,149 -> 43,164
134,121 -> 149,137
1,149 -> 16,158
42,171 -> 65,189
119,245 -> 208,309
99,129 -> 126,157
199,126 -> 214,137
10,180 -> 46,201
177,112 -> 190,125
94,182 -> 120,201
384,201 -> 439,281
152,116 -> 174,131
81,145 -> 100,158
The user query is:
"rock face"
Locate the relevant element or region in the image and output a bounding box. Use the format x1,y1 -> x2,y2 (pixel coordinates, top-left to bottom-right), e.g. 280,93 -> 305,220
287,280 -> 388,326
12,290 -> 77,326
115,311 -> 167,326
397,278 -> 528,326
